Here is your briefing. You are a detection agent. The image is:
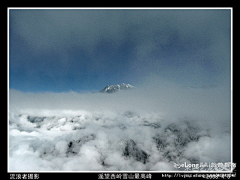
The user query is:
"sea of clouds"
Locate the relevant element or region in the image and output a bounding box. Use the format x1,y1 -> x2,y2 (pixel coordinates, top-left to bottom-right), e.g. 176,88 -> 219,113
8,79 -> 231,171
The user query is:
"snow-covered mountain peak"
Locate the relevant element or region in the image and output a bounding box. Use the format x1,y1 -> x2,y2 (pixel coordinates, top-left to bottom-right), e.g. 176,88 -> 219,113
100,83 -> 135,93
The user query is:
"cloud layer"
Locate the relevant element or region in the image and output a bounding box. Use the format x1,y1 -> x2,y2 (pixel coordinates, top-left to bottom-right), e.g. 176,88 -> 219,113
9,80 -> 231,171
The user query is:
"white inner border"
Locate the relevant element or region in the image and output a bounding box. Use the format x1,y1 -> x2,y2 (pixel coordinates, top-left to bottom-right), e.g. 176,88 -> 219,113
7,7 -> 233,173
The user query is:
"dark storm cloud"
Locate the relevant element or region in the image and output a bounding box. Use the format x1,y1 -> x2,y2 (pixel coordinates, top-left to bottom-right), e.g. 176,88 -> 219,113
10,9 -> 230,53
9,8 -> 231,90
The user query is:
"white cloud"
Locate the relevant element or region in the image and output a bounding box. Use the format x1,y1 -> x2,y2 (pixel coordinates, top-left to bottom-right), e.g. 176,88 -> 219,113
8,80 -> 231,171
184,134 -> 231,163
150,162 -> 174,171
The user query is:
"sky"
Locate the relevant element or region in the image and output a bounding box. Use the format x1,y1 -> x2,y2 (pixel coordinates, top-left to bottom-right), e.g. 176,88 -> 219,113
9,8 -> 231,92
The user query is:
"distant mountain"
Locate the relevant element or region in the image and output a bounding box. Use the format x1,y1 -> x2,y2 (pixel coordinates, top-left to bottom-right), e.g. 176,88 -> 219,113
100,83 -> 135,93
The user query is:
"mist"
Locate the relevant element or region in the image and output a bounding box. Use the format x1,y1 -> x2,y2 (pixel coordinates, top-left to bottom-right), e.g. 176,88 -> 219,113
8,77 -> 231,171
